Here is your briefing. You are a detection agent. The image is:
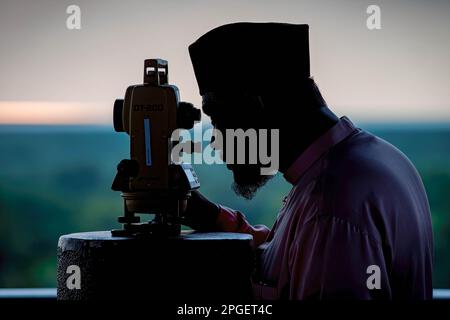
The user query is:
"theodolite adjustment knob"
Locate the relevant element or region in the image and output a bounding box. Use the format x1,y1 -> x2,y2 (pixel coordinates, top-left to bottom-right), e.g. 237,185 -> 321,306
111,159 -> 139,191
117,159 -> 139,176
113,99 -> 125,132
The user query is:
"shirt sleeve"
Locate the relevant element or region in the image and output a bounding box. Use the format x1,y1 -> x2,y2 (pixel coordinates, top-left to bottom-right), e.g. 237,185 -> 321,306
287,214 -> 391,300
216,205 -> 270,247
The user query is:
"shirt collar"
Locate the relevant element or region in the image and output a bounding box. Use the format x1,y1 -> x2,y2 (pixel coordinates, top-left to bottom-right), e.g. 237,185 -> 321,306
283,116 -> 357,185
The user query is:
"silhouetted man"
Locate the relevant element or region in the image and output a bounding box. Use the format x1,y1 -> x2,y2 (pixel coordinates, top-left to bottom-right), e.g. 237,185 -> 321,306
183,22 -> 433,300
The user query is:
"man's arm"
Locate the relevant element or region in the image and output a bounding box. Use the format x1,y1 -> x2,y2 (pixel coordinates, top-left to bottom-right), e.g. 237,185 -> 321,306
217,205 -> 270,247
182,191 -> 270,247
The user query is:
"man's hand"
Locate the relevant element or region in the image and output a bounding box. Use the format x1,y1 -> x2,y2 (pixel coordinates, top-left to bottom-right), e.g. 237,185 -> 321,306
181,190 -> 221,231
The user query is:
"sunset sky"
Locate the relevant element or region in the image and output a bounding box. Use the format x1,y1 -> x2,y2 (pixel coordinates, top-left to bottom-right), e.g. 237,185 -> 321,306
1,0 -> 449,124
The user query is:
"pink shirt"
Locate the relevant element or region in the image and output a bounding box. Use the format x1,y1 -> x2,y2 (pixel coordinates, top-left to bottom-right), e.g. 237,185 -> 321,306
216,116 -> 433,300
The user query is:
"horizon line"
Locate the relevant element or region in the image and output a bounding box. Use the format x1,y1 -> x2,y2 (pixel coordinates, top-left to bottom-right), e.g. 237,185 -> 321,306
1,122 -> 450,134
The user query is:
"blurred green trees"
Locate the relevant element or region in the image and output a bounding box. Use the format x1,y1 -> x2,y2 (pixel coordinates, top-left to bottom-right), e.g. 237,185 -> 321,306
0,125 -> 449,288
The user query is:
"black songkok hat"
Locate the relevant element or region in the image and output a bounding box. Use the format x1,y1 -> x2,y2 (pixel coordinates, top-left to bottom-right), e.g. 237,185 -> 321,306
189,22 -> 310,95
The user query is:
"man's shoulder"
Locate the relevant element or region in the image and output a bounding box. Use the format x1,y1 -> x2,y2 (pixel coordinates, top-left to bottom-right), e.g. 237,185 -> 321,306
318,129 -> 424,228
325,129 -> 416,188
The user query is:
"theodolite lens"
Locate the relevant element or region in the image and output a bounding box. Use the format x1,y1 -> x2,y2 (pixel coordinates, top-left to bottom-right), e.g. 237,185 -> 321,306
113,99 -> 125,132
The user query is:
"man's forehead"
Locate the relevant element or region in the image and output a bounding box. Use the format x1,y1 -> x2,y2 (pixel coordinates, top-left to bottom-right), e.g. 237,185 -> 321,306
201,93 -> 219,117
202,91 -> 245,103
202,91 -> 257,110
202,92 -> 265,129
201,92 -> 239,118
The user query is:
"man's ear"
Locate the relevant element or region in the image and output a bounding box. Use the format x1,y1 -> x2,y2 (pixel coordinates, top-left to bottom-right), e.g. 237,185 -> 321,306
256,94 -> 285,128
249,95 -> 273,127
240,94 -> 263,122
247,94 -> 264,111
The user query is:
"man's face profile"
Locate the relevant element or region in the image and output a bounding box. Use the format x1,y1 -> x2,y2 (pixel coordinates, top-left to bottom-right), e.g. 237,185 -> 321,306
202,92 -> 274,200
189,23 -> 306,199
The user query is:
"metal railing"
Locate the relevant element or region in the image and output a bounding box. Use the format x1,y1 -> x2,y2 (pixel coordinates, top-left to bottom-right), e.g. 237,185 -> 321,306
0,288 -> 449,300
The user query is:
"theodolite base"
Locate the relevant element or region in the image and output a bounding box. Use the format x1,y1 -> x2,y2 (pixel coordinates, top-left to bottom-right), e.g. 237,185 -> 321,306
57,231 -> 254,300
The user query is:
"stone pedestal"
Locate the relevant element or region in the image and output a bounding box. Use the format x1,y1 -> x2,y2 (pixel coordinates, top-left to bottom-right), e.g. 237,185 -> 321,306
57,231 -> 254,300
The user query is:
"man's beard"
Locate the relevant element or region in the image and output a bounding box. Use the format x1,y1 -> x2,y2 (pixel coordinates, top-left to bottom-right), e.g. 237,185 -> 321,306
229,164 -> 273,200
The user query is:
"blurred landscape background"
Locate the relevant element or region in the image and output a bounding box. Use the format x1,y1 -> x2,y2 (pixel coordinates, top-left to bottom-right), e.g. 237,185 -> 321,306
0,123 -> 449,288
0,0 -> 449,291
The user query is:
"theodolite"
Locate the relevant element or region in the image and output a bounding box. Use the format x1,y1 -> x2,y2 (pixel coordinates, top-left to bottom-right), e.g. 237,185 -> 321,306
111,58 -> 201,236
57,58 -> 254,300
